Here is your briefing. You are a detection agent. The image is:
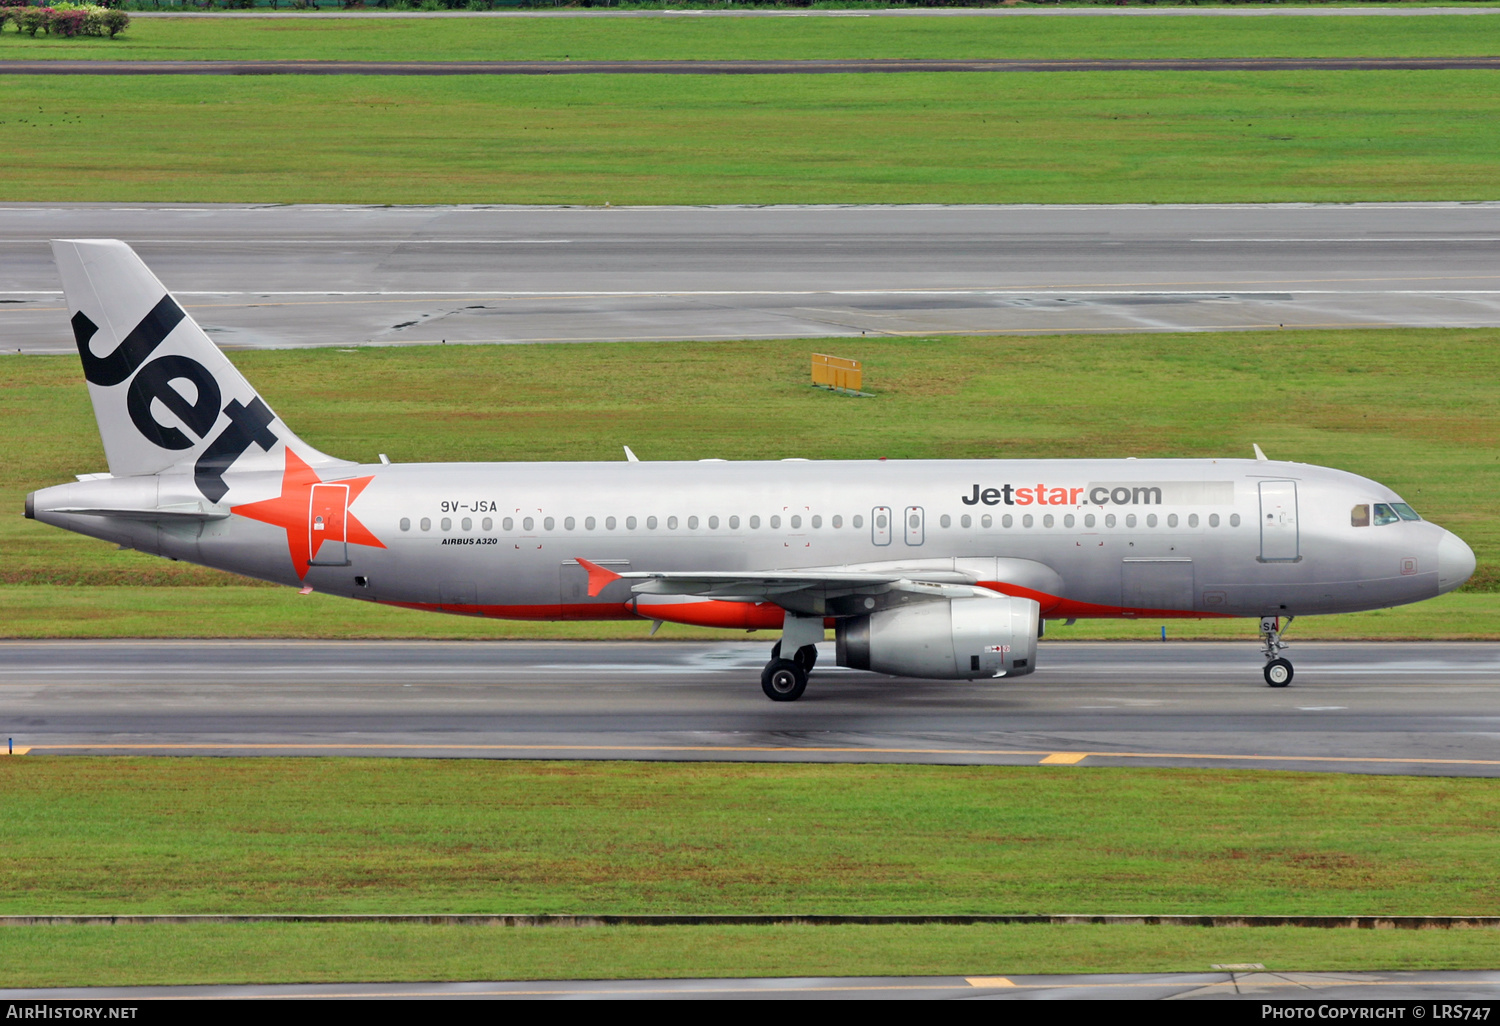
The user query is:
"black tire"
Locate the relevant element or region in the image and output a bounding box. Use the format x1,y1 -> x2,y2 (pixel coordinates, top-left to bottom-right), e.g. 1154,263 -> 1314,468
794,644 -> 818,672
1264,658 -> 1293,688
761,659 -> 808,702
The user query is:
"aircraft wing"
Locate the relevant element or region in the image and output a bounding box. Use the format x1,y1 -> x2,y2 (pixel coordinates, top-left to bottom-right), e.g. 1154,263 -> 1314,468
574,558 -> 1010,617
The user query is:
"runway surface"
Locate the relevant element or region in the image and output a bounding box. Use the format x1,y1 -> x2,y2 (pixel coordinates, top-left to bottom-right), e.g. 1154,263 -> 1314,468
8,57 -> 1500,74
8,970 -> 1500,1000
5,203 -> 1500,351
5,640 -> 1500,776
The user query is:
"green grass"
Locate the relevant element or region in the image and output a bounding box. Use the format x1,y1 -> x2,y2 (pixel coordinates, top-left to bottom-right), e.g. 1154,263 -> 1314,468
0,587 -> 1494,640
2,70 -> 1499,203
7,12 -> 1500,62
6,921 -> 1500,988
4,759 -> 1500,916
5,329 -> 1497,643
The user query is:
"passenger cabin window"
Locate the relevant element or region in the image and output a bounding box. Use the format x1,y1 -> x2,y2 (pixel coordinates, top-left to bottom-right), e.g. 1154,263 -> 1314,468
709,516 -> 719,529
811,515 -> 822,529
502,517 -> 513,532
1125,514 -> 1137,529
687,516 -> 698,530
961,514 -> 972,528
1146,514 -> 1157,528
1064,514 -> 1075,528
1188,513 -> 1199,528
605,516 -> 617,530
1002,514 -> 1013,528
940,514 -> 952,528
544,517 -> 555,531
522,517 -> 534,532
564,517 -> 575,531
749,516 -> 760,529
1230,513 -> 1241,527
1084,514 -> 1095,528
790,515 -> 801,529
832,515 -> 843,528
1042,514 -> 1053,528
420,518 -> 432,532
441,518 -> 453,532
626,516 -> 637,530
585,516 -> 596,530
1167,514 -> 1178,528
981,514 -> 993,529
730,516 -> 740,529
1392,503 -> 1422,522
1105,514 -> 1116,528
1023,514 -> 1034,528
461,517 -> 472,532
853,515 -> 864,529
400,518 -> 411,532
1209,514 -> 1220,527
647,516 -> 658,530
482,517 -> 493,531
1373,503 -> 1400,526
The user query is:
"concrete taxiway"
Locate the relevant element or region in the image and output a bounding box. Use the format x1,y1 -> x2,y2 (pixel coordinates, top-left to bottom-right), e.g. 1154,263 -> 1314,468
4,203 -> 1500,351
4,640 -> 1500,776
7,970 -> 1500,1001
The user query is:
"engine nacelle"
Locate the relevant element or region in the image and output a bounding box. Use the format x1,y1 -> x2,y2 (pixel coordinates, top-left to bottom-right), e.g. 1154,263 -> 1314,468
835,596 -> 1040,680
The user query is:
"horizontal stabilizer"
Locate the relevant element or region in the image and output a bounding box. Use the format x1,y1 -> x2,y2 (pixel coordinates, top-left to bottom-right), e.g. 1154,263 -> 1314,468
50,504 -> 229,522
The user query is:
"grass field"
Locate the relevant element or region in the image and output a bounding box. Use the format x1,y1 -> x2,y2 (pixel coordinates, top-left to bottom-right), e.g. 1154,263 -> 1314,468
2,70 -> 1498,204
5,329 -> 1497,642
4,759 -> 1500,916
7,12 -> 1500,62
6,921 -> 1500,989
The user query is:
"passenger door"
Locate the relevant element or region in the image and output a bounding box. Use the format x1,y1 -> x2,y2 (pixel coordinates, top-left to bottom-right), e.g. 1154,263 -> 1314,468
1258,481 -> 1300,562
307,483 -> 349,566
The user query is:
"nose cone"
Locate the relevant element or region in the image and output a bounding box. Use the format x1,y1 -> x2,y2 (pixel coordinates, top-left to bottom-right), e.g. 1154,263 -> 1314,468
1437,531 -> 1477,595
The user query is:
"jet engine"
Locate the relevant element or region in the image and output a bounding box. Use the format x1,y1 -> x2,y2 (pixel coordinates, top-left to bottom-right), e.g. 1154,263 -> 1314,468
835,596 -> 1040,680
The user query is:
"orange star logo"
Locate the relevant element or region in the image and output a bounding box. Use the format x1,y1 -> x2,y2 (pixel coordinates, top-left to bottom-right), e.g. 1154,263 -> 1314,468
231,449 -> 385,579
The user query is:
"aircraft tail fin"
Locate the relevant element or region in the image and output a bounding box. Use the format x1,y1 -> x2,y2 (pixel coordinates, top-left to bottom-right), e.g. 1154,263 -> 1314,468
51,239 -> 346,501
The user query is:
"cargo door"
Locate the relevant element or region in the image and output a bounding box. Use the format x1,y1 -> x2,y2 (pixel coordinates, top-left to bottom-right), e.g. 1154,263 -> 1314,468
308,483 -> 349,566
1121,558 -> 1194,613
1258,481 -> 1300,562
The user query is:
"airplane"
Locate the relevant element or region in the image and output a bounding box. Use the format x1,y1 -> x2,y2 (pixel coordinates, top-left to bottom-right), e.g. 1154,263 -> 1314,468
25,240 -> 1478,700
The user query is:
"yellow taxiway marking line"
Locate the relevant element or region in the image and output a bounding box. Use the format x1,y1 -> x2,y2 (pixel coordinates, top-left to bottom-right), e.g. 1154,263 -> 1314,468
4,747 -> 31,756
966,977 -> 1018,988
1039,753 -> 1090,765
17,742 -> 1500,769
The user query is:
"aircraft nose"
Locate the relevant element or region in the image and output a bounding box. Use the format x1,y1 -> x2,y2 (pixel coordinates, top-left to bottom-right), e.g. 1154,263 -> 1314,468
1437,531 -> 1477,595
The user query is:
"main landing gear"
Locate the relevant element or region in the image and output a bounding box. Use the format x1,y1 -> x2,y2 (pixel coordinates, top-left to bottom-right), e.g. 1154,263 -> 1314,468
1260,615 -> 1295,687
762,641 -> 817,702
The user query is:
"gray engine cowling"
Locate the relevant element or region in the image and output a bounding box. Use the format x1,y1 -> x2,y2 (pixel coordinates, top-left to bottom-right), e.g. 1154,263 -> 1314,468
835,596 -> 1040,680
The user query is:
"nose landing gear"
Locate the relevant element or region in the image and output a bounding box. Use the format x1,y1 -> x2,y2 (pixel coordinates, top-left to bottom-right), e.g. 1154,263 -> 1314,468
1260,615 -> 1294,687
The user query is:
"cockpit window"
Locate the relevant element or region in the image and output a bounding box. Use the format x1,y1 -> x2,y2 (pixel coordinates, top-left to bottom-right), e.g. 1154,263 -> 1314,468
1391,502 -> 1422,522
1373,503 -> 1400,526
1350,504 -> 1370,527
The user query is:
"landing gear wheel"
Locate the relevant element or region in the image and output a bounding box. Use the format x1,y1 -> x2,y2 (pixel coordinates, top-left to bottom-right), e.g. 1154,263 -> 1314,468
1264,658 -> 1294,688
761,659 -> 808,702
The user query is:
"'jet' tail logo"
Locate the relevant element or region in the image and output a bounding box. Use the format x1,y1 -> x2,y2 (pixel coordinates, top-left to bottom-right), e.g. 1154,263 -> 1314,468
72,297 -> 279,503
